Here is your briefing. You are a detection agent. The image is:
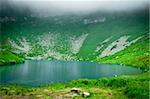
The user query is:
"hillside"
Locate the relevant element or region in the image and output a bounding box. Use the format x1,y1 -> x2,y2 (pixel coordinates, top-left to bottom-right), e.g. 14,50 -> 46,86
0,8 -> 149,64
97,35 -> 150,69
0,50 -> 24,66
0,1 -> 149,99
1,33 -> 149,98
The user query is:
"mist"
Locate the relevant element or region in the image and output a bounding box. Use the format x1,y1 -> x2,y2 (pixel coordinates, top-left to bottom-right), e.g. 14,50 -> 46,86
1,0 -> 149,16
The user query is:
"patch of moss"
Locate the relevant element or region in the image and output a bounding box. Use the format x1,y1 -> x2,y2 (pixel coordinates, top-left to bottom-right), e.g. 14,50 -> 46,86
0,51 -> 24,66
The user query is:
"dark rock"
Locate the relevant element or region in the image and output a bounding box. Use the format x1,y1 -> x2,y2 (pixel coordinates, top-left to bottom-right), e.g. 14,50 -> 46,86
70,88 -> 80,94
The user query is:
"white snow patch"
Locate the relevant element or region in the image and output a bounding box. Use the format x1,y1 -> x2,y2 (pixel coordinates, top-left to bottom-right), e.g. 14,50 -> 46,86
95,37 -> 112,52
0,17 -> 16,22
102,37 -> 112,43
83,17 -> 106,24
8,37 -> 31,54
70,33 -> 88,54
26,56 -> 43,60
95,45 -> 104,52
128,36 -> 143,44
37,32 -> 59,48
33,33 -> 88,60
98,35 -> 143,58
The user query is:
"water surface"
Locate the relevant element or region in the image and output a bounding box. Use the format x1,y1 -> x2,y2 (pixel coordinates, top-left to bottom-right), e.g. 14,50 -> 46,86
0,60 -> 142,86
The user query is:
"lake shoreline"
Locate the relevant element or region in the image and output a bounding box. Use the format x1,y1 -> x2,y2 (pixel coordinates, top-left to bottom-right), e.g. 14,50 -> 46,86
0,71 -> 149,98
0,36 -> 149,98
0,60 -> 143,87
0,59 -> 149,98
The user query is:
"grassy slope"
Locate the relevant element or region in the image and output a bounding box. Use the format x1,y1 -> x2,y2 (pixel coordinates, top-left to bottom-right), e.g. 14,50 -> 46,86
1,9 -> 149,60
96,35 -> 150,69
0,8 -> 149,98
0,51 -> 24,66
0,72 -> 149,99
0,36 -> 149,98
79,15 -> 148,59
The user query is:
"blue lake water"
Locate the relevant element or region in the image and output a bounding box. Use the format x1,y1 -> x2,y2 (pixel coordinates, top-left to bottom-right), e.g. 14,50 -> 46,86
0,60 -> 143,87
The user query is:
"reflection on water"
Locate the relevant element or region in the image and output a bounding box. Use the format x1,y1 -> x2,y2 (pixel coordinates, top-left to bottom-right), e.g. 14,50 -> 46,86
0,60 -> 142,86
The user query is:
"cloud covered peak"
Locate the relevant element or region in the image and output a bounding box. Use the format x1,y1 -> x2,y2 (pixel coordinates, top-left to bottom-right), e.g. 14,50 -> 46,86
1,0 -> 149,16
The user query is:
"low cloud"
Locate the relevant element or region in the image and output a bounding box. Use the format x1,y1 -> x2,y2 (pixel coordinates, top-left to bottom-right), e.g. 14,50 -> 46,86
1,0 -> 149,16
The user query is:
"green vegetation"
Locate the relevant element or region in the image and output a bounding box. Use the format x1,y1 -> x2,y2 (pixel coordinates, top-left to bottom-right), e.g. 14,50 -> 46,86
0,36 -> 149,99
0,4 -> 149,99
0,72 -> 149,99
96,36 -> 150,69
1,9 -> 149,61
0,51 -> 24,66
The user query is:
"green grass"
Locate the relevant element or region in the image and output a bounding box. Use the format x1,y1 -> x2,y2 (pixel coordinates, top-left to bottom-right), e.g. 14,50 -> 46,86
0,72 -> 149,99
96,35 -> 150,69
0,51 -> 24,66
0,8 -> 149,99
0,33 -> 149,99
1,9 -> 149,60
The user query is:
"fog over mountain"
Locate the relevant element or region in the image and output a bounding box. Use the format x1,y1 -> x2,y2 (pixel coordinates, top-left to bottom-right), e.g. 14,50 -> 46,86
0,0 -> 149,16
0,0 -> 149,64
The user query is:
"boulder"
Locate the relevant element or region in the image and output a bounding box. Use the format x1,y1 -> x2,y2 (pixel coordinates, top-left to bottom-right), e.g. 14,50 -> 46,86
114,74 -> 118,77
70,88 -> 80,94
82,92 -> 90,97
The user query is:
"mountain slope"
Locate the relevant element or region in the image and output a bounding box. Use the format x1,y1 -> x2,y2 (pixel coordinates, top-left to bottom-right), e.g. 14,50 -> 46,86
96,35 -> 149,69
0,50 -> 24,66
0,7 -> 149,62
